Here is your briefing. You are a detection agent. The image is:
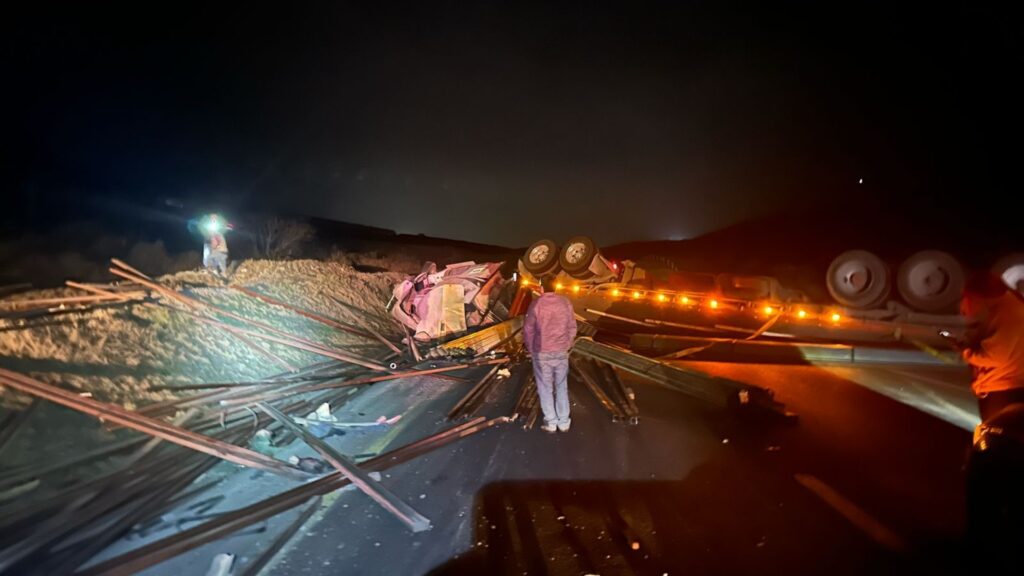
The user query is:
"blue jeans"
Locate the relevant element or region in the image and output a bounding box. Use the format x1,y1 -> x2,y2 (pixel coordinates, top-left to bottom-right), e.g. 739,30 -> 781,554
204,248 -> 228,275
533,352 -> 570,427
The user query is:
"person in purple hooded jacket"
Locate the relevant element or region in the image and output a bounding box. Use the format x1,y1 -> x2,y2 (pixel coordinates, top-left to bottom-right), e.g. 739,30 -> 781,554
523,275 -> 578,432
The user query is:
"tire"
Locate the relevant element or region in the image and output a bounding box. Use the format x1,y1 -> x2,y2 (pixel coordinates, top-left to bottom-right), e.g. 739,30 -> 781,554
897,250 -> 964,312
559,236 -> 597,276
994,253 -> 1024,295
826,250 -> 891,309
522,239 -> 561,276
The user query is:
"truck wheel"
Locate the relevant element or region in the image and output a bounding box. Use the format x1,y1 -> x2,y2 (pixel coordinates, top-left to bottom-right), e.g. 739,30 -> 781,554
559,236 -> 597,277
826,250 -> 891,309
522,239 -> 561,276
898,250 -> 964,312
994,253 -> 1024,295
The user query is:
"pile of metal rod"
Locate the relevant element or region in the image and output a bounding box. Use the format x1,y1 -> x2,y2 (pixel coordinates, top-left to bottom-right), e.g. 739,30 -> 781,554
571,356 -> 640,425
508,370 -> 541,430
446,362 -> 507,420
0,277 -> 148,322
0,259 -> 515,575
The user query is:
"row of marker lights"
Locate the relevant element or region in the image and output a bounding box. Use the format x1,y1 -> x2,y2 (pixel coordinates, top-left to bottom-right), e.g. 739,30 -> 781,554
523,280 -> 842,325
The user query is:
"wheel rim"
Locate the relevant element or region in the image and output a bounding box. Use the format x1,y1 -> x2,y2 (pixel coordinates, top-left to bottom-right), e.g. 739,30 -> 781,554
835,261 -> 872,297
564,242 -> 588,265
529,245 -> 550,265
905,261 -> 951,297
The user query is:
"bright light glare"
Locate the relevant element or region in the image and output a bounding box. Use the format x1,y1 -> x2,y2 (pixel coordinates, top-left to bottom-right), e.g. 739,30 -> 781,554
831,312 -> 842,323
797,309 -> 807,319
763,305 -> 774,315
572,285 -> 580,293
555,282 -> 563,290
611,289 -> 621,297
657,294 -> 667,302
680,296 -> 689,305
632,291 -> 642,299
709,299 -> 719,309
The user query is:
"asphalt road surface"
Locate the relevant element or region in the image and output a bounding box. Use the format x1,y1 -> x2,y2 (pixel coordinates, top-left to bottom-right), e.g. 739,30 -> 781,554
250,358 -> 976,576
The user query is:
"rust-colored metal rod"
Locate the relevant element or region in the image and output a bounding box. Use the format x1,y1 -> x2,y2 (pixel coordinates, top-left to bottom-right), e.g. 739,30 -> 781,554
236,496 -> 322,576
177,306 -> 388,372
258,402 -> 431,532
0,293 -> 145,309
110,258 -> 153,280
337,302 -> 403,355
79,417 -> 502,576
220,358 -> 507,405
231,330 -> 297,373
108,268 -> 293,371
232,286 -> 377,341
327,295 -> 393,326
447,364 -> 503,419
401,323 -> 423,362
570,358 -> 624,419
109,268 -> 195,308
0,370 -> 309,480
65,281 -> 134,302
112,267 -> 370,370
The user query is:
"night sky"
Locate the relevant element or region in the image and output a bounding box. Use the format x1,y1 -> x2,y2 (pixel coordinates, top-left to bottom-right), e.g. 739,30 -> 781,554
5,3 -> 1022,247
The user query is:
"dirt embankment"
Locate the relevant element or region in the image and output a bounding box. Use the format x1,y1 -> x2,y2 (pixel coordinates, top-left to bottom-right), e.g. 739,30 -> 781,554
0,259 -> 406,409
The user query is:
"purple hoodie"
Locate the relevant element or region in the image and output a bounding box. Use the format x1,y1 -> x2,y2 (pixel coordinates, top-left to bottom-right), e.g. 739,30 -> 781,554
523,292 -> 578,354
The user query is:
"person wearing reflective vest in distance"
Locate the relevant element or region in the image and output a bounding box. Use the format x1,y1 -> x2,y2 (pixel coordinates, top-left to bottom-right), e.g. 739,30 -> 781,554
959,271 -> 1024,421
523,275 -> 578,433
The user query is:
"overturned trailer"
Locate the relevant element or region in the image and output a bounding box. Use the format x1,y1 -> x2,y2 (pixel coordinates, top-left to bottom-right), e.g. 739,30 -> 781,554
513,236 -> 1024,349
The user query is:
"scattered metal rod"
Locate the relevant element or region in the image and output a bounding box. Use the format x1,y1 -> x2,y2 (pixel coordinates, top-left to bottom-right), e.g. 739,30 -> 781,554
231,330 -> 298,373
232,286 -> 378,341
65,281 -> 135,302
401,323 -> 423,362
110,258 -> 153,281
0,300 -> 144,323
172,304 -> 389,372
509,373 -> 536,421
0,399 -> 39,459
447,364 -> 504,419
219,358 -> 508,405
572,337 -> 792,418
258,402 -> 431,532
112,266 -> 388,372
524,401 -> 540,430
326,295 -> 393,327
0,293 -> 147,309
474,326 -> 523,358
584,309 -> 654,328
78,417 -> 504,576
570,359 -> 626,420
0,442 -> 205,570
138,362 -> 361,418
0,369 -> 310,481
236,496 -> 322,576
605,364 -> 640,419
38,456 -> 217,575
334,300 -> 404,355
591,360 -> 639,419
